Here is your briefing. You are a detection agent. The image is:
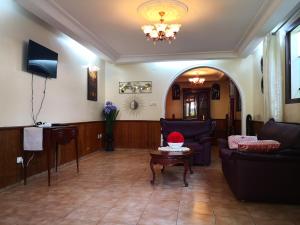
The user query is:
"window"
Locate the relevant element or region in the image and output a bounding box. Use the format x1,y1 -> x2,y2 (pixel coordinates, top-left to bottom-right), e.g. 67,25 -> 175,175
183,89 -> 210,120
286,18 -> 300,103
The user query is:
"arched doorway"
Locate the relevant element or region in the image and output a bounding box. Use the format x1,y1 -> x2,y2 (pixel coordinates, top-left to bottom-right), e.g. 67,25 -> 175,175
165,66 -> 242,137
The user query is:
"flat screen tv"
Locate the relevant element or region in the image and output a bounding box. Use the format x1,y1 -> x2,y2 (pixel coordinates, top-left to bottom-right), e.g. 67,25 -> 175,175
27,40 -> 58,78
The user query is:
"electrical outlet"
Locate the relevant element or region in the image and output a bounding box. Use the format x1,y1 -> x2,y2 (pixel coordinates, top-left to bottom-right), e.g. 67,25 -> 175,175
16,157 -> 23,164
97,133 -> 102,139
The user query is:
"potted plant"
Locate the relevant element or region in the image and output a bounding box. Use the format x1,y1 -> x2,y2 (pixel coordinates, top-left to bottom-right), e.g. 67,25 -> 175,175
103,101 -> 119,151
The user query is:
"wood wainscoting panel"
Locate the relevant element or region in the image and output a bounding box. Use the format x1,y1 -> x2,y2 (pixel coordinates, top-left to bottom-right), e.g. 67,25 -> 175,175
234,120 -> 242,135
114,121 -> 161,149
213,119 -> 228,139
0,121 -> 104,189
213,119 -> 241,140
252,120 -> 264,135
0,128 -> 22,187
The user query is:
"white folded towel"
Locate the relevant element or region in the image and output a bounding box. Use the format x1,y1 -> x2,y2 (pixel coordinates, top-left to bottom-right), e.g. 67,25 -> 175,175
23,127 -> 43,151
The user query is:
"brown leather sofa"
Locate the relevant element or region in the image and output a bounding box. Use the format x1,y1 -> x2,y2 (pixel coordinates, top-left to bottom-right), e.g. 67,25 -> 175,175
219,119 -> 300,203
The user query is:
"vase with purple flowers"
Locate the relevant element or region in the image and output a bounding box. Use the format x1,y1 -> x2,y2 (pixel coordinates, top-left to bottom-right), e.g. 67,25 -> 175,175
103,101 -> 119,151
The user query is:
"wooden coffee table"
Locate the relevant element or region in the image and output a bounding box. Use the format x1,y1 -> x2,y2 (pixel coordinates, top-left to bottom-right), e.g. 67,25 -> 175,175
149,149 -> 193,187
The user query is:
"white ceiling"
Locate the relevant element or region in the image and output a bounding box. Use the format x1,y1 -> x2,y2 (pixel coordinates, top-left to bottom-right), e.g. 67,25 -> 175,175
17,0 -> 300,63
177,67 -> 225,82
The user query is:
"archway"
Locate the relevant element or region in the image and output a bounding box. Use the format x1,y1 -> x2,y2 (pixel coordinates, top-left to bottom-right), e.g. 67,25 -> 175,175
163,66 -> 243,137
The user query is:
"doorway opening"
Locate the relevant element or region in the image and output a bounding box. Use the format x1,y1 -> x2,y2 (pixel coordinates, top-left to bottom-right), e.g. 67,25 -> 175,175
165,67 -> 242,138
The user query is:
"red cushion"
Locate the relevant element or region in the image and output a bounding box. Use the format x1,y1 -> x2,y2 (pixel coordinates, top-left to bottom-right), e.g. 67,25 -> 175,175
167,132 -> 184,143
238,140 -> 281,153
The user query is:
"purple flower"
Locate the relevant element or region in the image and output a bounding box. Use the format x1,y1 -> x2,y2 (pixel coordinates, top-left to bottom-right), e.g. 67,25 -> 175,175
104,107 -> 111,114
105,101 -> 113,106
103,101 -> 119,119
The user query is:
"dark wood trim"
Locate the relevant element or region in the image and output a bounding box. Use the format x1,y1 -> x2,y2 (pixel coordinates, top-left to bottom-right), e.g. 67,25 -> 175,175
0,121 -> 105,189
114,120 -> 160,123
0,121 -> 104,130
182,88 -> 211,120
252,120 -> 264,135
285,17 -> 300,104
113,120 -> 161,149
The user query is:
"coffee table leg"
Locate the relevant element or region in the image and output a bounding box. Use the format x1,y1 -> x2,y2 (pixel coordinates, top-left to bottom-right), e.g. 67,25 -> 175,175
183,160 -> 189,187
189,162 -> 193,174
150,159 -> 155,185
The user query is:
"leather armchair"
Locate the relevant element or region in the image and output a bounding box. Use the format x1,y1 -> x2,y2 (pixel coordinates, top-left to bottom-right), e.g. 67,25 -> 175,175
160,118 -> 215,165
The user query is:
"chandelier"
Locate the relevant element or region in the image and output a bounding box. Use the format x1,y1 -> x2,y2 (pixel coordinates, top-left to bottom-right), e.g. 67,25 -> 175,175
138,0 -> 188,44
141,11 -> 181,43
189,77 -> 206,84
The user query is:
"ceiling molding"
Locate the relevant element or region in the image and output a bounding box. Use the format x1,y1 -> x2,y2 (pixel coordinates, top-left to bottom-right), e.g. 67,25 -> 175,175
16,0 -> 300,64
16,0 -> 119,61
236,0 -> 300,57
234,0 -> 275,55
115,51 -> 238,64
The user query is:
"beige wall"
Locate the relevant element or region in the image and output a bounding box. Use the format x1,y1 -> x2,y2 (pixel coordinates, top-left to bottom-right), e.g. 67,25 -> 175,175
250,31 -> 300,123
0,0 -> 105,127
105,57 -> 255,134
165,80 -> 230,119
252,43 -> 265,121
284,104 -> 300,122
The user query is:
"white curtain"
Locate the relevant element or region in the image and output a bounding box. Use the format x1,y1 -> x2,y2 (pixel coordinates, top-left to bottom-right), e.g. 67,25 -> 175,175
263,32 -> 284,122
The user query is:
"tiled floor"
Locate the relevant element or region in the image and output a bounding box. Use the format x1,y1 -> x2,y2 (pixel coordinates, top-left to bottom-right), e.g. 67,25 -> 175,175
0,147 -> 299,225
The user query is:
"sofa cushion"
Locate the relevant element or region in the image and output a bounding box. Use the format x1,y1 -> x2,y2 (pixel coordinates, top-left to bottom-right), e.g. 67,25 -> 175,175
258,119 -> 300,149
228,135 -> 257,149
238,140 -> 280,153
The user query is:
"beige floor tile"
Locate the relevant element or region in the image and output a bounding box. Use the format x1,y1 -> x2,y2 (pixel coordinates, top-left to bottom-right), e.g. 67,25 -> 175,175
56,218 -> 99,225
138,213 -> 178,225
177,213 -> 215,225
65,206 -> 110,222
179,201 -> 214,215
253,219 -> 296,225
215,215 -> 255,225
99,206 -> 143,224
213,205 -> 249,217
0,147 -> 299,225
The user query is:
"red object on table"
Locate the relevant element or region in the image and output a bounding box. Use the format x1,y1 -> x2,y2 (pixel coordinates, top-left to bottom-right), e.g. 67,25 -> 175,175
167,132 -> 184,143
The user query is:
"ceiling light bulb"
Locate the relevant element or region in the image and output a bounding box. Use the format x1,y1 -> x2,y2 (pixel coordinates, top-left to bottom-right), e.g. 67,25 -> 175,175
150,30 -> 159,38
169,24 -> 181,33
142,25 -> 154,34
155,23 -> 167,32
189,77 -> 205,84
138,1 -> 187,44
165,30 -> 174,38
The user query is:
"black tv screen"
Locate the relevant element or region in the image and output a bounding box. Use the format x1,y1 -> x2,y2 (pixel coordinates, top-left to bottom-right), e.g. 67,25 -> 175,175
27,40 -> 58,78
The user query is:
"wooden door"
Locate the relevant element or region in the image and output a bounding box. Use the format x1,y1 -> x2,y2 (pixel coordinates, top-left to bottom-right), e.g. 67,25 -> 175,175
183,89 -> 210,120
198,91 -> 210,120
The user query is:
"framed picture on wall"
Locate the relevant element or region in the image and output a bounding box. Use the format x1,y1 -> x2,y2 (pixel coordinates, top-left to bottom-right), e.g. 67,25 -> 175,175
119,81 -> 152,94
87,68 -> 97,101
211,83 -> 220,100
172,84 -> 180,100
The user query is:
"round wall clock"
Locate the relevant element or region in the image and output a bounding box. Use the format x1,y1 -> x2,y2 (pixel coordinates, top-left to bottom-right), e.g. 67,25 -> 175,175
122,95 -> 144,117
